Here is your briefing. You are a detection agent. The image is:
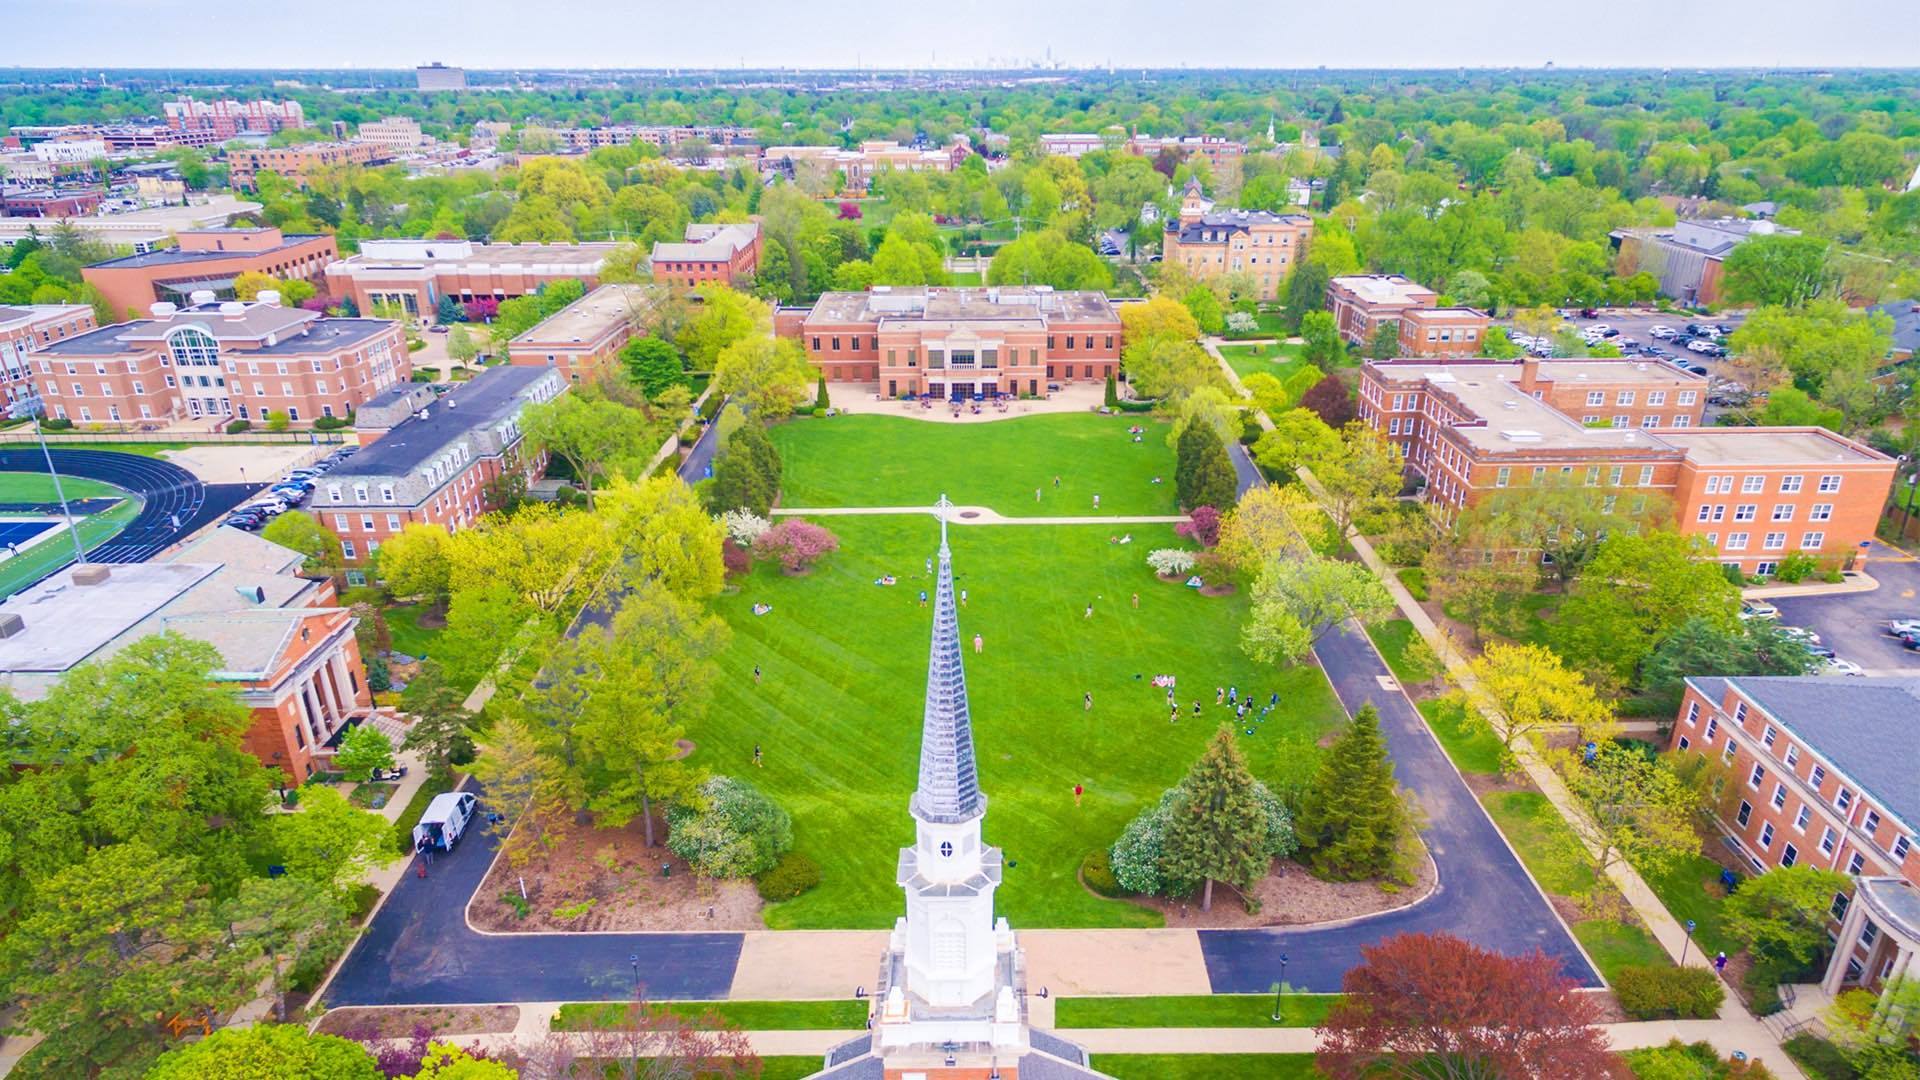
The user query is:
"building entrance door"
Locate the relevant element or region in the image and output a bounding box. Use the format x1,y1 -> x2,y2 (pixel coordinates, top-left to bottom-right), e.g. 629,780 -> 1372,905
927,382 -> 944,399
950,382 -> 975,400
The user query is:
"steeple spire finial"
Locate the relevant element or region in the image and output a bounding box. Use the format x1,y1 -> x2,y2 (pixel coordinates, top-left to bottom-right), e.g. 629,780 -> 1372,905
910,494 -> 983,825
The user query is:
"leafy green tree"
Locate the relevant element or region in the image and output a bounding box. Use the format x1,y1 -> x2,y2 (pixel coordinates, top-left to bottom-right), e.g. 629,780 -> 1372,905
399,660 -> 477,777
1366,323 -> 1400,361
1557,744 -> 1702,893
1458,476 -> 1672,584
1300,310 -> 1346,367
1242,552 -> 1393,666
1755,385 -> 1846,429
1251,408 -> 1341,481
333,723 -> 396,779
985,229 -> 1113,290
1720,233 -> 1833,308
1467,642 -> 1616,765
0,843 -> 255,1077
220,876 -> 354,1023
1313,423 -> 1403,535
522,394 -> 663,508
377,523 -> 453,607
677,284 -> 772,371
272,785 -> 396,900
1183,285 -> 1226,336
262,510 -> 343,576
145,1023 -> 380,1080
620,336 -> 688,400
1161,725 -> 1271,911
1175,420 -> 1238,513
1295,706 -> 1403,881
1639,618 -> 1818,711
446,323 -> 479,365
1280,262 -> 1331,333
1723,865 -> 1854,968
409,1043 -> 520,1079
706,420 -> 782,516
666,776 -> 792,878
713,335 -> 816,420
1551,531 -> 1741,691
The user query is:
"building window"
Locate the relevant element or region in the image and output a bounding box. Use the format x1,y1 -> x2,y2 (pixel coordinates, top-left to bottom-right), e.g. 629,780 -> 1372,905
1802,532 -> 1825,551
1760,822 -> 1775,849
1832,892 -> 1851,919
1772,504 -> 1794,521
1862,920 -> 1879,948
1837,788 -> 1854,811
1749,764 -> 1766,789
1764,532 -> 1787,551
1782,843 -> 1798,867
341,540 -> 357,560
1704,717 -> 1719,741
1737,800 -> 1752,827
1821,826 -> 1838,855
1586,391 -> 1604,406
1725,532 -> 1749,551
1780,475 -> 1803,493
1785,744 -> 1799,768
1848,852 -> 1866,875
1818,475 -> 1842,493
1809,504 -> 1833,522
1794,805 -> 1810,831
346,570 -> 367,587
1772,783 -> 1787,810
1866,811 -> 1882,835
1617,390 -> 1634,405
1895,835 -> 1911,861
1496,467 -> 1509,487
1734,504 -> 1757,522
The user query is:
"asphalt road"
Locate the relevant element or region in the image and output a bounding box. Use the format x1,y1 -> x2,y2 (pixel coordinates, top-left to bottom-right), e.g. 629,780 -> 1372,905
0,448 -> 253,567
1770,541 -> 1920,674
1198,618 -> 1601,993
324,787 -> 745,1006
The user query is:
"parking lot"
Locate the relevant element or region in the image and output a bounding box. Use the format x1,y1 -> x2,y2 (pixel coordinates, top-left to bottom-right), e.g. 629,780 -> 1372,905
1768,542 -> 1920,675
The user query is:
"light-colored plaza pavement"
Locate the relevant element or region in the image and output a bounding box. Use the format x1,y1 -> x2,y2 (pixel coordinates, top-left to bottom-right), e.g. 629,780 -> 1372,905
830,382 -> 1109,422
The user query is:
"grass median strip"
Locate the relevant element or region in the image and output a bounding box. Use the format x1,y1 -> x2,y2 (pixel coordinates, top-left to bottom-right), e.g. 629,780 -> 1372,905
1055,993 -> 1339,1028
1093,1053 -> 1321,1078
552,999 -> 868,1031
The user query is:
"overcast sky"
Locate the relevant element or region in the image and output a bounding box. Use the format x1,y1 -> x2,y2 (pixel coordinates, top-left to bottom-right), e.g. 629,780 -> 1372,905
13,0 -> 1920,71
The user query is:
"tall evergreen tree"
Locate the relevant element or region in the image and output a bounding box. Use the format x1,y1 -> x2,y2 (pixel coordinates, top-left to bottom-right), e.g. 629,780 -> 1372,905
1162,725 -> 1270,911
707,421 -> 783,516
1295,705 -> 1403,881
1176,421 -> 1239,513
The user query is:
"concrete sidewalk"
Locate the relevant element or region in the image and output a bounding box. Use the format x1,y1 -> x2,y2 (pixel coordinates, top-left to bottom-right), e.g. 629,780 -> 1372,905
773,505 -> 1188,526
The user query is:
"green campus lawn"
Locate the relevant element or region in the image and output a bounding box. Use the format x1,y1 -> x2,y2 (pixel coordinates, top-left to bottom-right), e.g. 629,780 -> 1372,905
1217,343 -> 1312,385
552,1000 -> 865,1031
0,494 -> 142,600
767,414 -> 1181,517
762,1057 -> 829,1080
0,471 -> 124,503
1055,994 -> 1338,1028
1635,851 -> 1737,958
1093,1054 -> 1322,1079
704,514 -> 1346,929
384,602 -> 446,660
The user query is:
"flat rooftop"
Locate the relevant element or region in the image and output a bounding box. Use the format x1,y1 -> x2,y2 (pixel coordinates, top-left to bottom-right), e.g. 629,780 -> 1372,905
331,365 -> 554,479
1656,428 -> 1889,467
512,283 -> 655,347
245,318 -> 392,355
806,286 -> 1118,326
1419,370 -> 1678,456
1372,359 -> 1703,387
334,239 -> 618,270
1332,274 -> 1434,305
87,233 -> 327,270
0,563 -> 216,674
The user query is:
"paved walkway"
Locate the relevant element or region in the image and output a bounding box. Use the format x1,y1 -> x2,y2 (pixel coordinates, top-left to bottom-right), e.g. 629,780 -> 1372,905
772,504 -> 1188,526
830,383 -> 1107,422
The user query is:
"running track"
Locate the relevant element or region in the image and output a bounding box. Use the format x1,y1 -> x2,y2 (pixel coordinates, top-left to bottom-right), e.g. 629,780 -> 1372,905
0,449 -> 254,567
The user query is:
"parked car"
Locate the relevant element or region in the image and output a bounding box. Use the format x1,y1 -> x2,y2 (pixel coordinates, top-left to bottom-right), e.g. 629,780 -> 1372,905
244,499 -> 290,517
428,324 -> 450,334
1822,658 -> 1866,677
1716,324 -> 1737,336
1687,339 -> 1718,354
1687,364 -> 1710,376
1885,618 -> 1920,638
223,512 -> 266,531
1739,601 -> 1781,621
412,791 -> 479,853
1776,626 -> 1821,645
1807,645 -> 1837,660
1649,325 -> 1677,339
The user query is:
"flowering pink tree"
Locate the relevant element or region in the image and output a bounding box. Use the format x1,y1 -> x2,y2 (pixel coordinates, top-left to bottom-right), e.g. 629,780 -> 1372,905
464,298 -> 500,322
753,520 -> 839,573
722,538 -> 752,577
1176,505 -> 1222,548
300,294 -> 332,313
837,201 -> 862,220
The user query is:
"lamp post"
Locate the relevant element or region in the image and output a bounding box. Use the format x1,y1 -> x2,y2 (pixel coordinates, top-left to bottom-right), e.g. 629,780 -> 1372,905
1681,919 -> 1697,966
7,398 -> 84,565
629,953 -> 638,991
1270,953 -> 1290,1023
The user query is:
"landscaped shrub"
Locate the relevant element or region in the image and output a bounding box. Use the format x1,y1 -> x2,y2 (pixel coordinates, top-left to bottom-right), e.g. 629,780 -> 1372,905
41,416 -> 74,431
1772,551 -> 1821,584
1146,548 -> 1198,577
1079,848 -> 1125,898
667,776 -> 793,879
1175,506 -> 1221,548
1110,788 -> 1190,898
1625,1039 -> 1776,1080
1782,1034 -> 1856,1080
313,415 -> 349,431
1613,964 -> 1726,1020
1743,958 -> 1789,1015
721,538 -> 752,577
755,852 -> 821,901
224,419 -> 252,434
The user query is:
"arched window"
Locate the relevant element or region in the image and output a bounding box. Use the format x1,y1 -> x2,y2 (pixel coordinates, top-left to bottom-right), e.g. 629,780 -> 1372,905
167,327 -> 220,369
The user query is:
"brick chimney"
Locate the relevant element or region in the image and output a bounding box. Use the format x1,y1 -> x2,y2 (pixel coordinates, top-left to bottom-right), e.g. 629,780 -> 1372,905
1519,356 -> 1541,394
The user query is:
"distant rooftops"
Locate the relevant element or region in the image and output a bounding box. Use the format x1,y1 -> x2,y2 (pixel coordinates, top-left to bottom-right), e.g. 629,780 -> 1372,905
330,238 -> 617,271
1612,217 -> 1802,259
37,299 -> 391,356
330,364 -> 563,481
802,285 -> 1118,326
87,231 -> 328,271
1171,206 -> 1311,240
1870,299 -> 1920,355
511,283 -> 656,347
1332,274 -> 1437,306
651,222 -> 758,264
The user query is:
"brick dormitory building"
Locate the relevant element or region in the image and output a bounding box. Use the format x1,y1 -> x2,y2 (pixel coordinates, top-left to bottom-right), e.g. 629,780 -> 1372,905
1357,357 -> 1896,574
1670,676 -> 1920,997
82,227 -> 339,321
505,283 -> 656,383
1161,179 -> 1312,301
0,303 -> 97,412
323,238 -> 618,319
0,527 -> 373,781
774,285 -> 1122,400
321,364 -> 567,578
648,222 -> 760,289
30,293 -> 407,426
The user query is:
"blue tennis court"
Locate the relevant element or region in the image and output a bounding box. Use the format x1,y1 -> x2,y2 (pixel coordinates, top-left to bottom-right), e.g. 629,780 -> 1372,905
0,521 -> 57,548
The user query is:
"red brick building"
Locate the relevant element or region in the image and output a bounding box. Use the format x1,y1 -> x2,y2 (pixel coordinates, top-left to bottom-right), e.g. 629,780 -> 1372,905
649,222 -> 760,289
31,294 -> 407,426
0,187 -> 104,219
1670,676 -> 1920,994
323,365 -> 567,574
1356,359 -> 1894,572
82,227 -> 338,321
776,286 -> 1122,400
225,142 -> 386,191
506,283 -> 657,383
324,238 -> 618,319
1327,275 -> 1438,344
0,303 -> 96,411
0,528 -> 375,781
1397,308 -> 1493,358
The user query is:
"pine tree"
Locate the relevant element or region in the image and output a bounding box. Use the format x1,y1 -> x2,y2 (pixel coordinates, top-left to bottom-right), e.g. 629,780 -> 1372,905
814,376 -> 831,411
707,423 -> 783,516
1295,705 -> 1403,881
1104,372 -> 1120,408
1161,725 -> 1270,911
1176,421 -> 1239,513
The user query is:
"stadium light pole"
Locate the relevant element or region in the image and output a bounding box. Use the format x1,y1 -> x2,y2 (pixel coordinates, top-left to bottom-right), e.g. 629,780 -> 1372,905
6,397 -> 85,565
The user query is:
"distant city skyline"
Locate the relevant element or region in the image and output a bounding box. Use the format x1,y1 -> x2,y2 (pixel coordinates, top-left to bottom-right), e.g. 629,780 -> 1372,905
13,0 -> 1920,72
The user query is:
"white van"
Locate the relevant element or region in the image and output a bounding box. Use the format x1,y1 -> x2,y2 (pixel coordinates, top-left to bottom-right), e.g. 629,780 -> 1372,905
412,791 -> 478,853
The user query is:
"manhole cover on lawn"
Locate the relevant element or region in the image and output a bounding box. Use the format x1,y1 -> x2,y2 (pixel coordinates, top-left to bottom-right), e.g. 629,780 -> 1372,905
959,511 -> 981,519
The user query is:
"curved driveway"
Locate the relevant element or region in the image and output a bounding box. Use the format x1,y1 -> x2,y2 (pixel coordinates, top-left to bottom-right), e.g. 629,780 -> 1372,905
324,802 -> 743,1006
1198,618 -> 1601,993
0,448 -> 253,564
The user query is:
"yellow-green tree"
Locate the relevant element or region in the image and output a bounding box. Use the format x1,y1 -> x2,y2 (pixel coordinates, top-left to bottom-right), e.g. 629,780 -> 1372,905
1466,642 -> 1616,767
713,335 -> 816,420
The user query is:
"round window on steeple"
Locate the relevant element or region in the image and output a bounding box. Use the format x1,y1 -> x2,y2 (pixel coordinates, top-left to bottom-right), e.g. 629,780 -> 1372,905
940,841 -> 954,858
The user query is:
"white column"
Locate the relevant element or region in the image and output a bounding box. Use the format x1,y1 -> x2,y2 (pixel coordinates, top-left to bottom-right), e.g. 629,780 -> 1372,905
329,650 -> 357,713
1825,894 -> 1871,995
294,685 -> 322,749
304,679 -> 332,737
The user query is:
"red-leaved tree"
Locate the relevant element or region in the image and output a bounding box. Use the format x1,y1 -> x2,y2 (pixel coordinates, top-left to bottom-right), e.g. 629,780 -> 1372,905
1316,932 -> 1623,1080
752,520 -> 839,573
510,991 -> 760,1080
1301,374 -> 1357,428
837,201 -> 863,220
1176,505 -> 1222,548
